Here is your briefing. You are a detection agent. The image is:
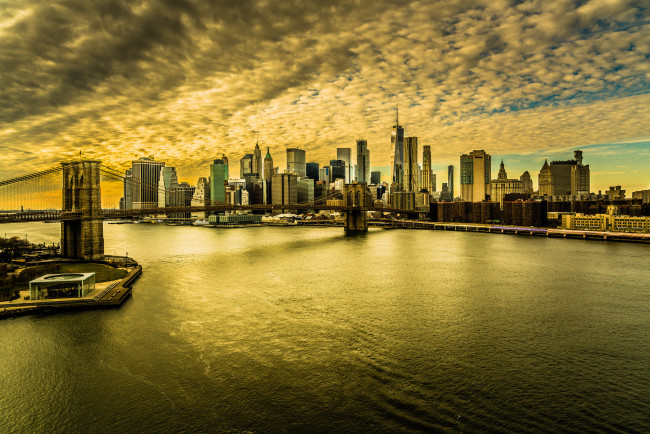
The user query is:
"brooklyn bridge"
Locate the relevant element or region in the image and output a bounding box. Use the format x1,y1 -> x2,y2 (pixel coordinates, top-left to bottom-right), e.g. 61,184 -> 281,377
0,160 -> 421,260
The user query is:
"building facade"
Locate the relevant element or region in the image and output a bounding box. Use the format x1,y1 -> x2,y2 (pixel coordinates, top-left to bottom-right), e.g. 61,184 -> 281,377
422,145 -> 432,192
390,110 -> 404,189
460,150 -> 491,202
336,148 -> 352,182
131,157 -> 165,209
356,140 -> 368,183
263,148 -> 274,181
286,148 -> 306,177
403,137 -> 418,192
210,159 -> 227,205
272,173 -> 298,213
490,160 -> 523,208
447,165 -> 454,199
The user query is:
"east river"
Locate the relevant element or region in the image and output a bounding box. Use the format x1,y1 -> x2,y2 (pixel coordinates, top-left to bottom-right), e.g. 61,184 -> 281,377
1,223 -> 649,432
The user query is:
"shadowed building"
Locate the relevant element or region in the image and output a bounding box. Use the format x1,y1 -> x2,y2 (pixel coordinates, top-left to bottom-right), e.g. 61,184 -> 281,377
264,148 -> 274,181
240,154 -> 253,178
330,160 -> 346,181
448,165 -> 454,199
272,173 -> 297,213
520,171 -> 533,194
210,159 -> 227,205
403,137 -> 418,192
422,145 -> 432,192
252,141 -> 262,177
370,171 -> 381,185
356,140 -> 369,183
306,162 -> 319,181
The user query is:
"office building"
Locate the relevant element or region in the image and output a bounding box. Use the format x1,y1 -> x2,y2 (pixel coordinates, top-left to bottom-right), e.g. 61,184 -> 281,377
306,162 -> 320,181
287,148 -> 306,177
356,140 -> 369,183
169,182 -> 195,218
210,159 -> 227,205
264,148 -> 274,181
240,154 -> 254,178
319,166 -> 331,184
390,108 -> 404,188
447,165 -> 454,199
422,145 -> 432,192
330,160 -> 346,181
297,178 -> 315,204
520,171 -> 533,194
431,173 -> 437,192
191,177 -> 211,219
337,148 -> 352,182
403,137 -> 418,192
606,186 -> 625,200
272,173 -> 298,213
158,166 -> 179,208
371,171 -> 381,185
123,168 -> 133,209
460,150 -> 491,202
440,183 -> 452,202
538,150 -> 590,196
252,141 -> 262,177
131,157 -> 165,209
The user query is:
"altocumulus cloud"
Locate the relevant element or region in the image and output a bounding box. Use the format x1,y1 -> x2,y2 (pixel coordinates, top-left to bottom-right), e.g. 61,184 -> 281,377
0,0 -> 648,180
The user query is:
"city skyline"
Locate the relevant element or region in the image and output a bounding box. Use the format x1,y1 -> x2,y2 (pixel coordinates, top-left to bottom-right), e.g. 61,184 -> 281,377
1,1 -> 649,192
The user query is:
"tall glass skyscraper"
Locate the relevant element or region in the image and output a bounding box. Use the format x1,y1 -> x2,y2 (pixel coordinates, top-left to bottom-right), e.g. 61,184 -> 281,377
460,150 -> 491,202
448,165 -> 454,199
422,145 -> 432,193
286,148 -> 306,177
131,157 -> 165,209
356,140 -> 368,183
390,108 -> 404,189
403,137 -> 418,192
210,159 -> 227,205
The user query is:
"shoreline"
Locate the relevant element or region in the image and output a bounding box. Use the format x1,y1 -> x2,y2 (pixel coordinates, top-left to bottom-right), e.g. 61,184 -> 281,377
0,264 -> 142,320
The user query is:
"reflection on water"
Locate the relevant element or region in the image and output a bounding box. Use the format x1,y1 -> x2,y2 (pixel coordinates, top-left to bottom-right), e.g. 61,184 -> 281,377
1,223 -> 649,432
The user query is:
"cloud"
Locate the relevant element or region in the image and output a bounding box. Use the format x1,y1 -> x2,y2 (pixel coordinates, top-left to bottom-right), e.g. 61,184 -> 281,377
0,0 -> 648,186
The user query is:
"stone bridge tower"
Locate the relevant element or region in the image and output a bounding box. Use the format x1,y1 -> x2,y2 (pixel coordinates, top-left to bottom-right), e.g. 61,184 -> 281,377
343,182 -> 369,232
61,160 -> 104,260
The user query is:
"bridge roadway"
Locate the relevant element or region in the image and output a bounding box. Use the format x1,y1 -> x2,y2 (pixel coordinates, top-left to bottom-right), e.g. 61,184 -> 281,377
0,204 -> 422,223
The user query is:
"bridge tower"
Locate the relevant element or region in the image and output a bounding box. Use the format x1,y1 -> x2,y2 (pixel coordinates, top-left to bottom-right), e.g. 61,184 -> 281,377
343,182 -> 369,232
61,160 -> 104,260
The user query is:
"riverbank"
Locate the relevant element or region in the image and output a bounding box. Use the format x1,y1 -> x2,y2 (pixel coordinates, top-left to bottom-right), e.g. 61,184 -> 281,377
0,264 -> 142,320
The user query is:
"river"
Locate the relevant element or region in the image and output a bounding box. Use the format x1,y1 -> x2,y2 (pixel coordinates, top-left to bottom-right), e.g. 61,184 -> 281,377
1,223 -> 649,432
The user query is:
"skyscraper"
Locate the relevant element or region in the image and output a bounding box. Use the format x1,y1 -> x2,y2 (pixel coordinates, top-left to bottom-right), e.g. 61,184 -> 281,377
337,148 -> 352,183
422,145 -> 432,192
131,157 -> 165,209
520,171 -> 533,194
252,141 -> 262,176
272,173 -> 297,213
286,148 -> 306,177
370,171 -> 381,185
210,159 -> 227,205
330,160 -> 346,181
158,166 -> 179,208
356,140 -> 368,183
264,148 -> 274,181
538,160 -> 553,196
390,108 -> 405,189
123,168 -> 133,209
240,154 -> 253,178
490,160 -> 523,208
448,165 -> 454,199
571,150 -> 590,195
306,162 -> 320,181
460,150 -> 491,202
403,137 -> 418,192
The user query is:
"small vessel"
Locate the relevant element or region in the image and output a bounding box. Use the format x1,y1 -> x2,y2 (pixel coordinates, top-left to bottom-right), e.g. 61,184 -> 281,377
192,219 -> 209,226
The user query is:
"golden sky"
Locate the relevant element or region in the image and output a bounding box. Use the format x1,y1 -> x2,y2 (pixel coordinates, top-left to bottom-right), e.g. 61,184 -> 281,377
1,0 -> 649,192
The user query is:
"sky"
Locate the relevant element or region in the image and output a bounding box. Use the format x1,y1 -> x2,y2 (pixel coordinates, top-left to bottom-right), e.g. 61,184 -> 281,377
1,0 -> 649,193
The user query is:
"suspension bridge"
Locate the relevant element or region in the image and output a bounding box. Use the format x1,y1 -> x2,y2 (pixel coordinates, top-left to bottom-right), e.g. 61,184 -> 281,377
0,160 -> 420,260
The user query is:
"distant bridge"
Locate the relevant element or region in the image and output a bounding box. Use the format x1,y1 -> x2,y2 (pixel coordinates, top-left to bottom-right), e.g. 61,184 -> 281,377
0,160 -> 422,260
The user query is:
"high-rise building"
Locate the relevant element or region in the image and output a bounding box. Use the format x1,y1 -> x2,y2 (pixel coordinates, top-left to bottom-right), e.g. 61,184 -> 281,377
306,162 -> 320,181
210,159 -> 227,205
520,171 -> 533,194
390,108 -> 404,189
440,183 -> 452,202
169,182 -> 195,218
252,141 -> 262,177
538,160 -> 553,196
264,148 -> 274,181
370,171 -> 381,185
403,137 -> 418,192
286,148 -> 306,177
330,160 -> 346,181
422,145 -> 432,192
432,174 -> 437,192
447,165 -> 454,199
123,168 -> 133,209
158,166 -> 179,208
319,166 -> 331,184
240,154 -> 253,178
272,173 -> 297,213
460,150 -> 491,202
356,140 -> 368,183
191,177 -> 211,219
571,151 -> 590,195
131,157 -> 165,209
337,148 -> 352,182
297,178 -> 314,204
